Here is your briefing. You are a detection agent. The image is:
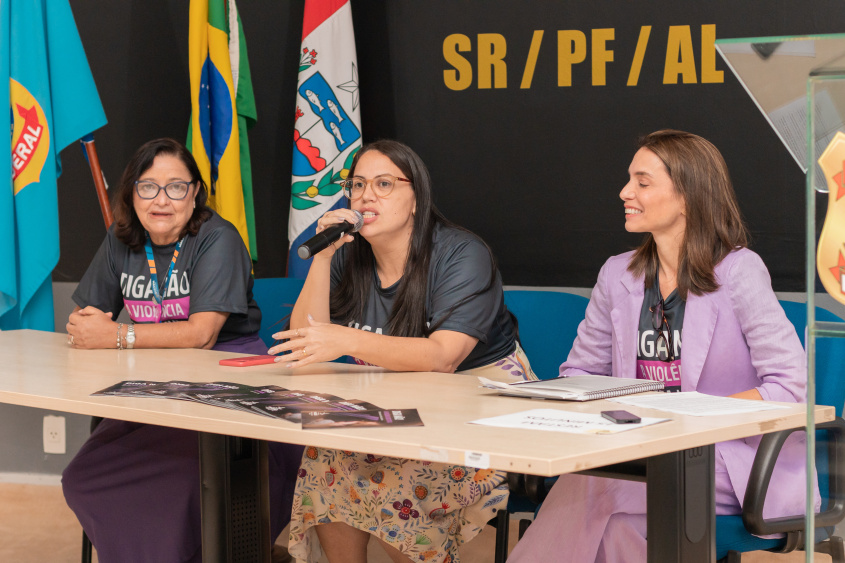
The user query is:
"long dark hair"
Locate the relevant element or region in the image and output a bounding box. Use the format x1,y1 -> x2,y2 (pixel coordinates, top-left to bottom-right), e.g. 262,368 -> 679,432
627,130 -> 749,298
330,140 -> 495,337
112,138 -> 213,249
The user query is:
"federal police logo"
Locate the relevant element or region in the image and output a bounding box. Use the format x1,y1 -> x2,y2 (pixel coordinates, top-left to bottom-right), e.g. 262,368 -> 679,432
10,78 -> 50,195
816,131 -> 845,305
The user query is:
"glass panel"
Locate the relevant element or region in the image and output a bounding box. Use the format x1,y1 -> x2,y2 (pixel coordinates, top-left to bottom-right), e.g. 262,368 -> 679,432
717,33 -> 845,563
716,34 -> 845,192
809,74 -> 845,562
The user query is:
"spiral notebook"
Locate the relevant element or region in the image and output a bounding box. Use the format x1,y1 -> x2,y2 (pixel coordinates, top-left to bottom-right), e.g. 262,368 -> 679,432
478,375 -> 664,401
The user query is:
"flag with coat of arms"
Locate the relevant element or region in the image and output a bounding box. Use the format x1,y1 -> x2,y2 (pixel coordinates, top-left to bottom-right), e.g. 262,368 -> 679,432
188,0 -> 259,259
288,0 -> 362,278
1,0 -> 107,331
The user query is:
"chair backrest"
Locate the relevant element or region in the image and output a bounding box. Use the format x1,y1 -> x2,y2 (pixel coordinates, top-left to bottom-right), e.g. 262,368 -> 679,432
779,300 -> 845,513
251,277 -> 306,347
503,290 -> 590,380
778,300 -> 845,415
715,302 -> 845,559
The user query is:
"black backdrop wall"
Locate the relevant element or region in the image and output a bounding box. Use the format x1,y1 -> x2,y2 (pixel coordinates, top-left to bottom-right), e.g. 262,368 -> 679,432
56,1 -> 845,290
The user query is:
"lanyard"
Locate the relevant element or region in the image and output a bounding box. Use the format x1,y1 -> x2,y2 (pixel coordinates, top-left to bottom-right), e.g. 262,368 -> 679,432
144,232 -> 183,307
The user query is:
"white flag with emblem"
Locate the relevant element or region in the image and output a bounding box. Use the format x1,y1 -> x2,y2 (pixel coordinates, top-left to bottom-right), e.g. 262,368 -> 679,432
287,0 -> 361,277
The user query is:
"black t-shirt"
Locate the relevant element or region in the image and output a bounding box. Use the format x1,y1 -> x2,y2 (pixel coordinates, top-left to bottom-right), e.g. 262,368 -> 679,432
636,279 -> 685,391
73,211 -> 261,342
329,223 -> 516,371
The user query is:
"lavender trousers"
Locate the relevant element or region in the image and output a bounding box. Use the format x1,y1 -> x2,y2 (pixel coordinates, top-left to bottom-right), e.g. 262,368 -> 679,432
62,334 -> 304,563
508,447 -> 740,563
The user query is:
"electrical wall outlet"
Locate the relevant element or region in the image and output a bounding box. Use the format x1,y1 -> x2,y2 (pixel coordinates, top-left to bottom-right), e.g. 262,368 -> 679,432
43,415 -> 66,455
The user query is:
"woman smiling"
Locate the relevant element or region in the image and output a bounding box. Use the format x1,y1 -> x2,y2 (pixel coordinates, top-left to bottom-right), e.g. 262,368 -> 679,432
508,130 -> 815,563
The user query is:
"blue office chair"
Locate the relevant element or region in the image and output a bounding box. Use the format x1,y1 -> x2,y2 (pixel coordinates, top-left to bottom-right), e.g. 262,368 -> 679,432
251,277 -> 306,347
503,290 -> 590,380
493,290 -> 590,561
717,301 -> 845,562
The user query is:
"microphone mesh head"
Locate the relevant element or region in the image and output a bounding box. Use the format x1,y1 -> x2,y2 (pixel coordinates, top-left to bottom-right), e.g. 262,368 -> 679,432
350,209 -> 364,232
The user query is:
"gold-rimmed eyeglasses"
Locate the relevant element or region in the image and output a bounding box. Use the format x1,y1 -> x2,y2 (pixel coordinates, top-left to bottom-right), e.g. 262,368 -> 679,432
339,175 -> 411,200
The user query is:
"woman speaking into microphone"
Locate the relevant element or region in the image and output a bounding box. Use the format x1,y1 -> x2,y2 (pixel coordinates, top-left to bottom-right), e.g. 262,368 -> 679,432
270,140 -> 536,563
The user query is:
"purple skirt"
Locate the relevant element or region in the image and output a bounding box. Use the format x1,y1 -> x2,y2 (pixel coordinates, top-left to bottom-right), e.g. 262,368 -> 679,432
61,333 -> 304,563
213,332 -> 269,355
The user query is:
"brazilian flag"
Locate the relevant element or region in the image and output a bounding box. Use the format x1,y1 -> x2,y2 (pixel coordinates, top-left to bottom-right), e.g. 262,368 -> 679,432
187,0 -> 258,259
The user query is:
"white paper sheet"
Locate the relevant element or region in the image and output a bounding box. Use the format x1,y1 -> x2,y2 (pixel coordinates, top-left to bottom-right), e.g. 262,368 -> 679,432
609,392 -> 790,416
468,409 -> 669,435
768,89 -> 841,191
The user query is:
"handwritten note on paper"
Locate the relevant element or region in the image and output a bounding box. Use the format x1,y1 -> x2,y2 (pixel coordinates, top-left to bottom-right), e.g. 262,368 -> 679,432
609,392 -> 790,416
468,409 -> 668,435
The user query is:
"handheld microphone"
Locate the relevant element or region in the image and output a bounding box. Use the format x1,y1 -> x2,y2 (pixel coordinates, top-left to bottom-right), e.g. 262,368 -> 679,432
297,210 -> 364,260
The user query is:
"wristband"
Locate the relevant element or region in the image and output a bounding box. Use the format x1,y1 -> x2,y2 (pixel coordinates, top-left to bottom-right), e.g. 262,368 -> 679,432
117,322 -> 124,350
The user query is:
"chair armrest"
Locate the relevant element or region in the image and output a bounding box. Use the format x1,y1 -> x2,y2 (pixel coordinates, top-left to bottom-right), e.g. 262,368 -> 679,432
90,416 -> 103,433
525,474 -> 551,504
507,471 -> 525,493
741,417 -> 845,536
506,472 -> 556,505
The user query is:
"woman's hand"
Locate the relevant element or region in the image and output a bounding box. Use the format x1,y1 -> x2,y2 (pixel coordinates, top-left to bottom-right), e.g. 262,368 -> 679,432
312,209 -> 359,258
67,306 -> 117,349
269,314 -> 351,368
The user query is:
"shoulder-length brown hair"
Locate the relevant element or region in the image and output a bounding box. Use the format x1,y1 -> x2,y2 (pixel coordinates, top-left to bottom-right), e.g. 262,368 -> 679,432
627,130 -> 749,298
112,138 -> 212,250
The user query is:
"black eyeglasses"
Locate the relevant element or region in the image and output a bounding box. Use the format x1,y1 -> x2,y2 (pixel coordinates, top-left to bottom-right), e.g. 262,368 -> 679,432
649,297 -> 675,362
135,180 -> 193,200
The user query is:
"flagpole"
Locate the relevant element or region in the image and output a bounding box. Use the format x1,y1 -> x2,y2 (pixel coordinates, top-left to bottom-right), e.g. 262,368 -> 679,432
79,134 -> 112,229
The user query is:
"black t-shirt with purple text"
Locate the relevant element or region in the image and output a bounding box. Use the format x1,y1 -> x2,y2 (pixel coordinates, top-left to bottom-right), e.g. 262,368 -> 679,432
636,281 -> 684,391
72,211 -> 261,342
329,223 -> 516,371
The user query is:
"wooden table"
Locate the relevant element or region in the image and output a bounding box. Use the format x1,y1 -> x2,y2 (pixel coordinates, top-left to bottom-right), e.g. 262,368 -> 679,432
0,330 -> 833,562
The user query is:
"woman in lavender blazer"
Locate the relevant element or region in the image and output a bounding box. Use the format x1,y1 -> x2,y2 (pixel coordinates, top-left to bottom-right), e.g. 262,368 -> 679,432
509,130 -> 816,563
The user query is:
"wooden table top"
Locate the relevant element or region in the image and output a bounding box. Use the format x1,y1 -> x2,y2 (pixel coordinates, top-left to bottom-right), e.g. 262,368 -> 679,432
0,330 -> 832,476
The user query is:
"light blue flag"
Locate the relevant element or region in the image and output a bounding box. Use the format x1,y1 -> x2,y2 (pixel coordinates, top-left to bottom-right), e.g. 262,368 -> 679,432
1,0 -> 107,331
0,1 -> 14,320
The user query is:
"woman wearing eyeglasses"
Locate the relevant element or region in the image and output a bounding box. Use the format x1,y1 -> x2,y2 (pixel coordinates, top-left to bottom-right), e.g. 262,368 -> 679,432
507,130 -> 814,563
271,140 -> 535,563
65,138 -> 266,353
62,138 -> 302,563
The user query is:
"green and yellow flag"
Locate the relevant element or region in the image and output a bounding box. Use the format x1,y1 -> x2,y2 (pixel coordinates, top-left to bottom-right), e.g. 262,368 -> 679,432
187,0 -> 258,258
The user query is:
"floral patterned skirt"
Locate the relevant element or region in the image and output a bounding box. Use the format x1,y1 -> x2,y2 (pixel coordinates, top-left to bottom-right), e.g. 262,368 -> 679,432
288,343 -> 536,563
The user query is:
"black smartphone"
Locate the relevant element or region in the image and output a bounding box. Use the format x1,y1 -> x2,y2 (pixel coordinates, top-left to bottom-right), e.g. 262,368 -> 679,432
601,410 -> 641,424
